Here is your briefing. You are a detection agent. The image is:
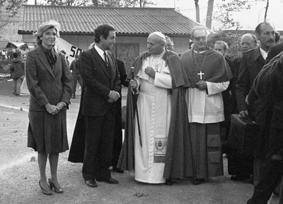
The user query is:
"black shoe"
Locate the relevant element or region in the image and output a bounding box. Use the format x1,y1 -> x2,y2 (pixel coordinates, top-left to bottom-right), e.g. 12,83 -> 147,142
192,178 -> 205,185
84,179 -> 97,188
112,167 -> 124,173
165,179 -> 174,185
39,180 -> 53,195
48,179 -> 63,193
231,175 -> 250,181
97,177 -> 119,184
247,198 -> 254,204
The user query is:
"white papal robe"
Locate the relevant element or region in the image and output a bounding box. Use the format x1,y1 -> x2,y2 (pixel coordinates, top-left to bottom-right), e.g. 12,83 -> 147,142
134,53 -> 172,184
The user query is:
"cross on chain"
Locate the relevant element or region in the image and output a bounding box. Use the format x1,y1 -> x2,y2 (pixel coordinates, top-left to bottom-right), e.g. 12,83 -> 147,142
197,71 -> 204,80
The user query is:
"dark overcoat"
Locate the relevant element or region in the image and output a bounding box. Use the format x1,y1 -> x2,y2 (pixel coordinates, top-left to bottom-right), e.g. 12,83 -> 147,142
26,46 -> 73,111
236,48 -> 266,118
248,52 -> 283,157
266,42 -> 283,63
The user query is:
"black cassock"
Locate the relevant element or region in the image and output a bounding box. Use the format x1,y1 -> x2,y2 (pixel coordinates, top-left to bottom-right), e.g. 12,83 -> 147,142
112,59 -> 129,168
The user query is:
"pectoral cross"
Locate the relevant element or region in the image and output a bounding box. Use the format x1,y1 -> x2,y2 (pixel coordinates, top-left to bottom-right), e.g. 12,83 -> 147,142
197,71 -> 204,80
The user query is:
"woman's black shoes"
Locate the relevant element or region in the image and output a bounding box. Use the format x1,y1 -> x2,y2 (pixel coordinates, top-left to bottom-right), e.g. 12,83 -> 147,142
39,180 -> 53,195
48,179 -> 64,193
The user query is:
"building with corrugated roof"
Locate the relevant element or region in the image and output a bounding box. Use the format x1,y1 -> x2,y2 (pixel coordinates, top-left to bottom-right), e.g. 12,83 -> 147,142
18,5 -> 199,69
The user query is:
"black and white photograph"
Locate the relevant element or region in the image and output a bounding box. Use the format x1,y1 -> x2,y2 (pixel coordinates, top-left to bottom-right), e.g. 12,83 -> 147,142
0,0 -> 282,203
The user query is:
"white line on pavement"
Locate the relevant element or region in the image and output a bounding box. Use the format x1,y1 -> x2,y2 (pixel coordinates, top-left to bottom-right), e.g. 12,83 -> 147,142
0,103 -> 28,112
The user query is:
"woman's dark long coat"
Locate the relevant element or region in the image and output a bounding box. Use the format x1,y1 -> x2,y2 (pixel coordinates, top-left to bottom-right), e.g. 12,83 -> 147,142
26,46 -> 73,153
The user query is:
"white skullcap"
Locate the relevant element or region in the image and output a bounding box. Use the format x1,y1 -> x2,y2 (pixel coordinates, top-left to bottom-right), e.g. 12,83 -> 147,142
34,20 -> 61,38
148,31 -> 166,43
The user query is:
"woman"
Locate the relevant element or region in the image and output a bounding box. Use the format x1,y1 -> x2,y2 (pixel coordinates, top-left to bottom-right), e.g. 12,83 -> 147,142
26,21 -> 72,195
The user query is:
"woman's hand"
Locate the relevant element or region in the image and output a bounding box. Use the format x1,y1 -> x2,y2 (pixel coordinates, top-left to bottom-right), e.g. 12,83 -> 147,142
45,103 -> 59,115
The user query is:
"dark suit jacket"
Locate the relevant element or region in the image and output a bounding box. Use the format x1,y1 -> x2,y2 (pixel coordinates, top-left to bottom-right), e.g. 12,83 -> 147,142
236,48 -> 265,116
247,53 -> 283,157
68,48 -> 121,163
270,57 -> 283,156
248,43 -> 283,117
26,46 -> 73,111
79,47 -> 120,116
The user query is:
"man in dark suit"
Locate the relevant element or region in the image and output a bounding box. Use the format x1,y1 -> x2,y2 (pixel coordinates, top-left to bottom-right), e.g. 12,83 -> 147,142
68,24 -> 121,187
236,22 -> 275,185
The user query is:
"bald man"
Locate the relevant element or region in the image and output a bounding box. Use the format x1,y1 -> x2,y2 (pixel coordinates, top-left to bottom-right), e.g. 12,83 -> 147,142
240,33 -> 258,53
229,33 -> 258,83
118,32 -> 193,184
226,33 -> 258,182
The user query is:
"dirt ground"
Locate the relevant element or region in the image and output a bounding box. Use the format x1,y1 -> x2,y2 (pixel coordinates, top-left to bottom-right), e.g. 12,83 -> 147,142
0,79 -> 280,204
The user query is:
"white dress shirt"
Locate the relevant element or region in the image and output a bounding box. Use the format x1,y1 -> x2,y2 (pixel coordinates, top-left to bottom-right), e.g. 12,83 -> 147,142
94,44 -> 106,61
260,47 -> 268,60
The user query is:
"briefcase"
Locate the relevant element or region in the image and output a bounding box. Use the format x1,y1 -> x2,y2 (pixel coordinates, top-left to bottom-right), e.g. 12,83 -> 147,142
227,114 -> 259,158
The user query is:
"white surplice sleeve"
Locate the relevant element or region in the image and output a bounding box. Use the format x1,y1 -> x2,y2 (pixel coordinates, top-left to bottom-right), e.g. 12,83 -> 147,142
154,72 -> 172,89
206,81 -> 229,96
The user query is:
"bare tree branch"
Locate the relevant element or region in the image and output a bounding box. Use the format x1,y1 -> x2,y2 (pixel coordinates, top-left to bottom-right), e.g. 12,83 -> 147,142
194,0 -> 200,23
264,0 -> 269,22
214,0 -> 251,29
206,0 -> 214,29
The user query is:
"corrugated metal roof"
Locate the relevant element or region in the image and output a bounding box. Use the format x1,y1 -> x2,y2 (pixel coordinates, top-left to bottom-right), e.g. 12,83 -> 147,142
19,5 -> 199,36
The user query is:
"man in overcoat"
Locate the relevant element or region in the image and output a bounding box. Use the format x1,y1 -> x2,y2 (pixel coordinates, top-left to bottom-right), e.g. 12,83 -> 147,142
247,49 -> 283,204
236,22 -> 275,120
236,22 -> 275,184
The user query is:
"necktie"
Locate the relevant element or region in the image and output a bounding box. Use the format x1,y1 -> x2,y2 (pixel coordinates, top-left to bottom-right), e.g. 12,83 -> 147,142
104,51 -> 109,66
103,51 -> 111,76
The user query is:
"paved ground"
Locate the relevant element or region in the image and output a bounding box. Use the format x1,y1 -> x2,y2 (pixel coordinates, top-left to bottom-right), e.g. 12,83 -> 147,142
0,79 -> 280,204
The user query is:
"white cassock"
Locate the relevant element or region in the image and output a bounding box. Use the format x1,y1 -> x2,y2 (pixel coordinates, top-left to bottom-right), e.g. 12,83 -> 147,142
134,52 -> 172,184
186,81 -> 229,123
